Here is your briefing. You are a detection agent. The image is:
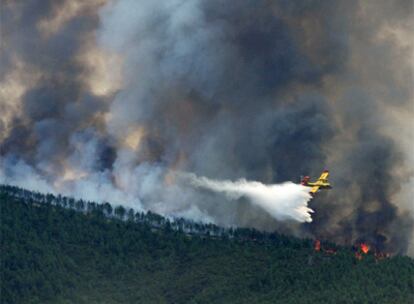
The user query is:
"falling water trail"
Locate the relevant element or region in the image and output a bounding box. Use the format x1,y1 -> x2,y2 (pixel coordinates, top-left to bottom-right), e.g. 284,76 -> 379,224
183,173 -> 314,223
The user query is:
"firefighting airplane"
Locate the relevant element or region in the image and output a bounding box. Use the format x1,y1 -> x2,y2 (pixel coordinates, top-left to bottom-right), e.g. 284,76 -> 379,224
301,169 -> 332,195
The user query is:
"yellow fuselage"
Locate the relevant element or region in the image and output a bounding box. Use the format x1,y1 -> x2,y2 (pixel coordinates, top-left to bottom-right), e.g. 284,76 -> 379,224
307,181 -> 331,188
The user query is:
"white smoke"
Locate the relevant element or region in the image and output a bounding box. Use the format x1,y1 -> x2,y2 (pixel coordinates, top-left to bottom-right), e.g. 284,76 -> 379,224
184,173 -> 314,223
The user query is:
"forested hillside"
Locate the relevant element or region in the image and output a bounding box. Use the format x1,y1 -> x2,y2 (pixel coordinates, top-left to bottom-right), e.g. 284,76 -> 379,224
1,185 -> 413,304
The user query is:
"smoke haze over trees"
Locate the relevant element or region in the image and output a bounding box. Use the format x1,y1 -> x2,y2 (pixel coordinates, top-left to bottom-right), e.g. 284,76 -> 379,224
0,0 -> 413,255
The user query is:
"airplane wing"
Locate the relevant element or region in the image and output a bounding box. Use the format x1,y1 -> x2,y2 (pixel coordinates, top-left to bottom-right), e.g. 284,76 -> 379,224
318,170 -> 329,181
310,185 -> 320,194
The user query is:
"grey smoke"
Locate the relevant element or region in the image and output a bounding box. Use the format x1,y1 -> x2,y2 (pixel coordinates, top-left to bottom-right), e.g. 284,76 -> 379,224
0,0 -> 413,255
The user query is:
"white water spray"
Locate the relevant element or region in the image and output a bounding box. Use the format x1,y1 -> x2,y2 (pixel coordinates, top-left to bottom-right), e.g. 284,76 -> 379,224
184,173 -> 314,223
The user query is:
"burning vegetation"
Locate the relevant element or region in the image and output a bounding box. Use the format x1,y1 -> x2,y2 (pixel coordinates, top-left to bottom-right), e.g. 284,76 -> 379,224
313,239 -> 390,262
313,239 -> 337,256
353,242 -> 391,261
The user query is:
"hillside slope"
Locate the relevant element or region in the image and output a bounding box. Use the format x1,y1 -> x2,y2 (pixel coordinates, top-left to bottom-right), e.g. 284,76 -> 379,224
1,186 -> 413,304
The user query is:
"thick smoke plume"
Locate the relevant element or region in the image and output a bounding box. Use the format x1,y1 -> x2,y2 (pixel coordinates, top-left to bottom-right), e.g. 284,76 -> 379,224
185,173 -> 313,223
0,0 -> 413,255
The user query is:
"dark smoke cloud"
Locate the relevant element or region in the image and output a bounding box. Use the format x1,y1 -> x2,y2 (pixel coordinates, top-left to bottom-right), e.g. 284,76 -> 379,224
1,0 -> 413,255
1,0 -> 111,168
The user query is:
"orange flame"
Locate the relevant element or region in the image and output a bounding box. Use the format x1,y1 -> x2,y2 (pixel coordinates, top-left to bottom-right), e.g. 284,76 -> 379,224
360,243 -> 370,254
314,240 -> 321,251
